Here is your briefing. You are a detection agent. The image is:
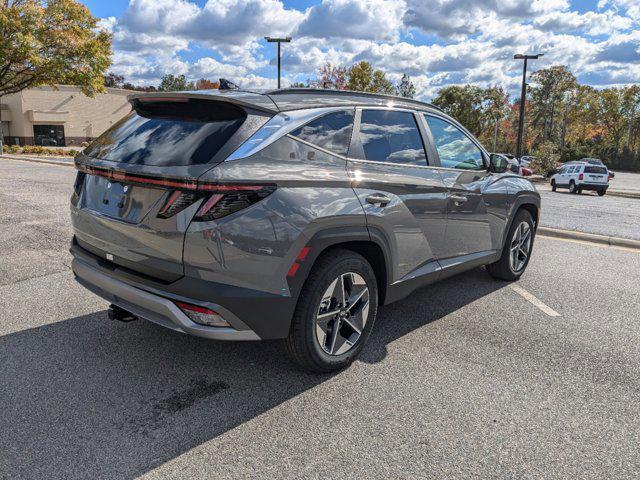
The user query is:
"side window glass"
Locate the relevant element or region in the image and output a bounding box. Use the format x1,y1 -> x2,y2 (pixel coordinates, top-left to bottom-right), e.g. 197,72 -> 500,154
355,110 -> 427,165
424,115 -> 484,170
289,110 -> 354,157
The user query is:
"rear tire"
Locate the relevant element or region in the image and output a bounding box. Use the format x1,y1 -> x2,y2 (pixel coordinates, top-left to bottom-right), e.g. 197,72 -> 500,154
569,181 -> 577,194
284,249 -> 378,373
598,189 -> 606,196
486,209 -> 535,281
551,180 -> 557,192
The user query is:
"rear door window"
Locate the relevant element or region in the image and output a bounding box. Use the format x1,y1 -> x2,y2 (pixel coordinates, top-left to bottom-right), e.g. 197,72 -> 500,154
424,115 -> 484,170
83,99 -> 247,166
289,110 -> 354,156
354,110 -> 427,165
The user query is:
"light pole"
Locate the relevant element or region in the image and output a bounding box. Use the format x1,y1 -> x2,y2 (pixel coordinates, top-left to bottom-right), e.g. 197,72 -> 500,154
265,36 -> 291,89
514,53 -> 543,159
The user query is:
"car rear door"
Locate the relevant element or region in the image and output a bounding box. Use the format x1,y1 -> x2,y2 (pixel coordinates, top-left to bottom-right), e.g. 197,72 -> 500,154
422,113 -> 508,262
346,108 -> 448,283
71,95 -> 273,282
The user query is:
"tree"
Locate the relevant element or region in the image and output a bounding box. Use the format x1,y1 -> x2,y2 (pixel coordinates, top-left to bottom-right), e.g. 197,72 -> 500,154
396,74 -> 416,99
194,78 -> 220,90
432,85 -> 485,136
529,66 -> 577,145
347,61 -> 393,94
0,0 -> 111,144
104,72 -> 124,88
158,74 -> 193,92
311,63 -> 347,90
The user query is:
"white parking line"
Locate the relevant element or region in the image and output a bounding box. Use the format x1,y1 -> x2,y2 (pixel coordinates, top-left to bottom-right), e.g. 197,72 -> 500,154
509,284 -> 561,317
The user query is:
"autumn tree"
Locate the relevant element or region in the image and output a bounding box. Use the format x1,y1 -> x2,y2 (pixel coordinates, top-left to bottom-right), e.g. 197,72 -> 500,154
194,78 -> 220,90
0,0 -> 111,144
311,63 -> 348,90
347,61 -> 393,94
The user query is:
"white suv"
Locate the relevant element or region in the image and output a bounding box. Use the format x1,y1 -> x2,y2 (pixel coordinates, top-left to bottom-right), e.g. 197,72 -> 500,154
551,162 -> 609,196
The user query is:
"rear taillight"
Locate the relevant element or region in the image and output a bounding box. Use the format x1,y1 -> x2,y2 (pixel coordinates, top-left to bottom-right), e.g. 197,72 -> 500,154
175,301 -> 230,327
75,161 -> 275,221
157,191 -> 201,219
579,173 -> 584,180
156,185 -> 275,221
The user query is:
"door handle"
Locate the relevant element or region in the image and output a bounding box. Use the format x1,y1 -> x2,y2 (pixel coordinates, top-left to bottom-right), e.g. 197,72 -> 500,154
450,194 -> 468,206
365,193 -> 391,208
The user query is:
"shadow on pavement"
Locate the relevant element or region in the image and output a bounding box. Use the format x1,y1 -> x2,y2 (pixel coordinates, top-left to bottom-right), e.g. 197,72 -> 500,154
0,268 -> 505,479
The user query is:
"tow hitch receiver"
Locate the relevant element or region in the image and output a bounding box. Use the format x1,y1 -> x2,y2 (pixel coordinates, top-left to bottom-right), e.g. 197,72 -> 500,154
108,304 -> 138,322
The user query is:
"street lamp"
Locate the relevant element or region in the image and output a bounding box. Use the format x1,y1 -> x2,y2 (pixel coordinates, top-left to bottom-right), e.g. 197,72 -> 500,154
514,53 -> 543,159
265,36 -> 291,89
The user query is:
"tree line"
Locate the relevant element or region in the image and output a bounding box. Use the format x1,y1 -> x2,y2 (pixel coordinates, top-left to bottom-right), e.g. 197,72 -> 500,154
431,66 -> 640,172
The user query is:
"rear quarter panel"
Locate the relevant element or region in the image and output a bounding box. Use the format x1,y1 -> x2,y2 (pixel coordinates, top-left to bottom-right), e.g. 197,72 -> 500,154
183,136 -> 366,296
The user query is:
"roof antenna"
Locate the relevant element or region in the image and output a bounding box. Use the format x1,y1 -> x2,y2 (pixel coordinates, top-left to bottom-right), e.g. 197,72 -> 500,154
219,78 -> 239,90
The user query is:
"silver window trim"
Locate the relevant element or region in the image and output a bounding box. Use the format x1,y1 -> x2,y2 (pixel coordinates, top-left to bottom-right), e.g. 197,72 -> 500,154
226,106 -> 355,161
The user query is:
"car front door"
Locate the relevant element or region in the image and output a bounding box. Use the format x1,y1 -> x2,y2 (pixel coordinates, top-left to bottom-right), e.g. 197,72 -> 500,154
422,114 -> 508,263
347,108 -> 449,284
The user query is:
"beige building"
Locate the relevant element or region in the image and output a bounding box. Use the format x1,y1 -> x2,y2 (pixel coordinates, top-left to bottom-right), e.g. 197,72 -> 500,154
0,85 -> 133,147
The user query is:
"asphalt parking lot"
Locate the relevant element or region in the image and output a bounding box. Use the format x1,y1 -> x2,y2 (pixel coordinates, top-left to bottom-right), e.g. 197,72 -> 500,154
537,184 -> 640,240
2,159 -> 640,479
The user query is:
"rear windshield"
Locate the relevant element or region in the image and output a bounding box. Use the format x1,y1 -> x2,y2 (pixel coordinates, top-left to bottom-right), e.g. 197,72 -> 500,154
585,166 -> 607,174
83,99 -> 246,166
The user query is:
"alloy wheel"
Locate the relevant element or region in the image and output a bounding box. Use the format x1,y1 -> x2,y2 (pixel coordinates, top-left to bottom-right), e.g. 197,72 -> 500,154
315,272 -> 370,355
509,221 -> 532,273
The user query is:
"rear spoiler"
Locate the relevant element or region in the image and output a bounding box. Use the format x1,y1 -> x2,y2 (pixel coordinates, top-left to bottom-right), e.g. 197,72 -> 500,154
127,90 -> 280,115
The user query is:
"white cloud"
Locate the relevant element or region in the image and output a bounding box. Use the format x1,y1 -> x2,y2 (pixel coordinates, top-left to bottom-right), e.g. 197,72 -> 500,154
296,0 -> 405,41
101,0 -> 639,96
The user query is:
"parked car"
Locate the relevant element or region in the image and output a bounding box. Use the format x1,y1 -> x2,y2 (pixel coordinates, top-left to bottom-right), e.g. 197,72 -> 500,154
70,89 -> 540,372
551,161 -> 609,195
519,155 -> 536,167
521,167 -> 533,177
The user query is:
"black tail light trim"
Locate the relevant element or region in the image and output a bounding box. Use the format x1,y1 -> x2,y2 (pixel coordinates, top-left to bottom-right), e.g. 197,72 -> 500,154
75,162 -> 276,221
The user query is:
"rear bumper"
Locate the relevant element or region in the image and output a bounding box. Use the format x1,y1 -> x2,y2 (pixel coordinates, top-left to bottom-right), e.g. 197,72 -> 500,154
580,183 -> 608,191
72,257 -> 261,341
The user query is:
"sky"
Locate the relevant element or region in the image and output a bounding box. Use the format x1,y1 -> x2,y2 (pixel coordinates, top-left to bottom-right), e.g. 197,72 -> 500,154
81,0 -> 640,100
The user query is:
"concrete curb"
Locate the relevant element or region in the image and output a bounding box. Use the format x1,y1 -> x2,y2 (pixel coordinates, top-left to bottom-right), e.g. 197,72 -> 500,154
538,226 -> 640,250
1,154 -> 74,167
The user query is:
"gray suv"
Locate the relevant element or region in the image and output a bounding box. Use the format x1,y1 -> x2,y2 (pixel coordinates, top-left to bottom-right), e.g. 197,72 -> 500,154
70,88 -> 540,372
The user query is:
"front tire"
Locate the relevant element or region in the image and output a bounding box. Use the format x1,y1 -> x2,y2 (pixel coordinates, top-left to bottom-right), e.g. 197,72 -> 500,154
486,209 -> 535,281
285,249 -> 378,372
551,179 -> 557,191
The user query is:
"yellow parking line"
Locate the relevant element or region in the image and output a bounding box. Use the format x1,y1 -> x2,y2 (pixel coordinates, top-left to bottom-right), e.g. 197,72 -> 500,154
509,284 -> 561,317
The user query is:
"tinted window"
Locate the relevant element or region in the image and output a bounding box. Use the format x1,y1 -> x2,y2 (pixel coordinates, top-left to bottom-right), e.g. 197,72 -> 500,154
83,99 -> 246,166
585,166 -> 607,174
290,110 -> 354,156
425,115 -> 484,170
355,110 -> 427,165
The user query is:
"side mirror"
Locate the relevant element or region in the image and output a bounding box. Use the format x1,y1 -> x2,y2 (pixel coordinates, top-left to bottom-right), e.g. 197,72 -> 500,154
489,153 -> 509,173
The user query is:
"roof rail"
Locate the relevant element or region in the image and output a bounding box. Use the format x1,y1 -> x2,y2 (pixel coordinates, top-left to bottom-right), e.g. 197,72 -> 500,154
266,88 -> 444,113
